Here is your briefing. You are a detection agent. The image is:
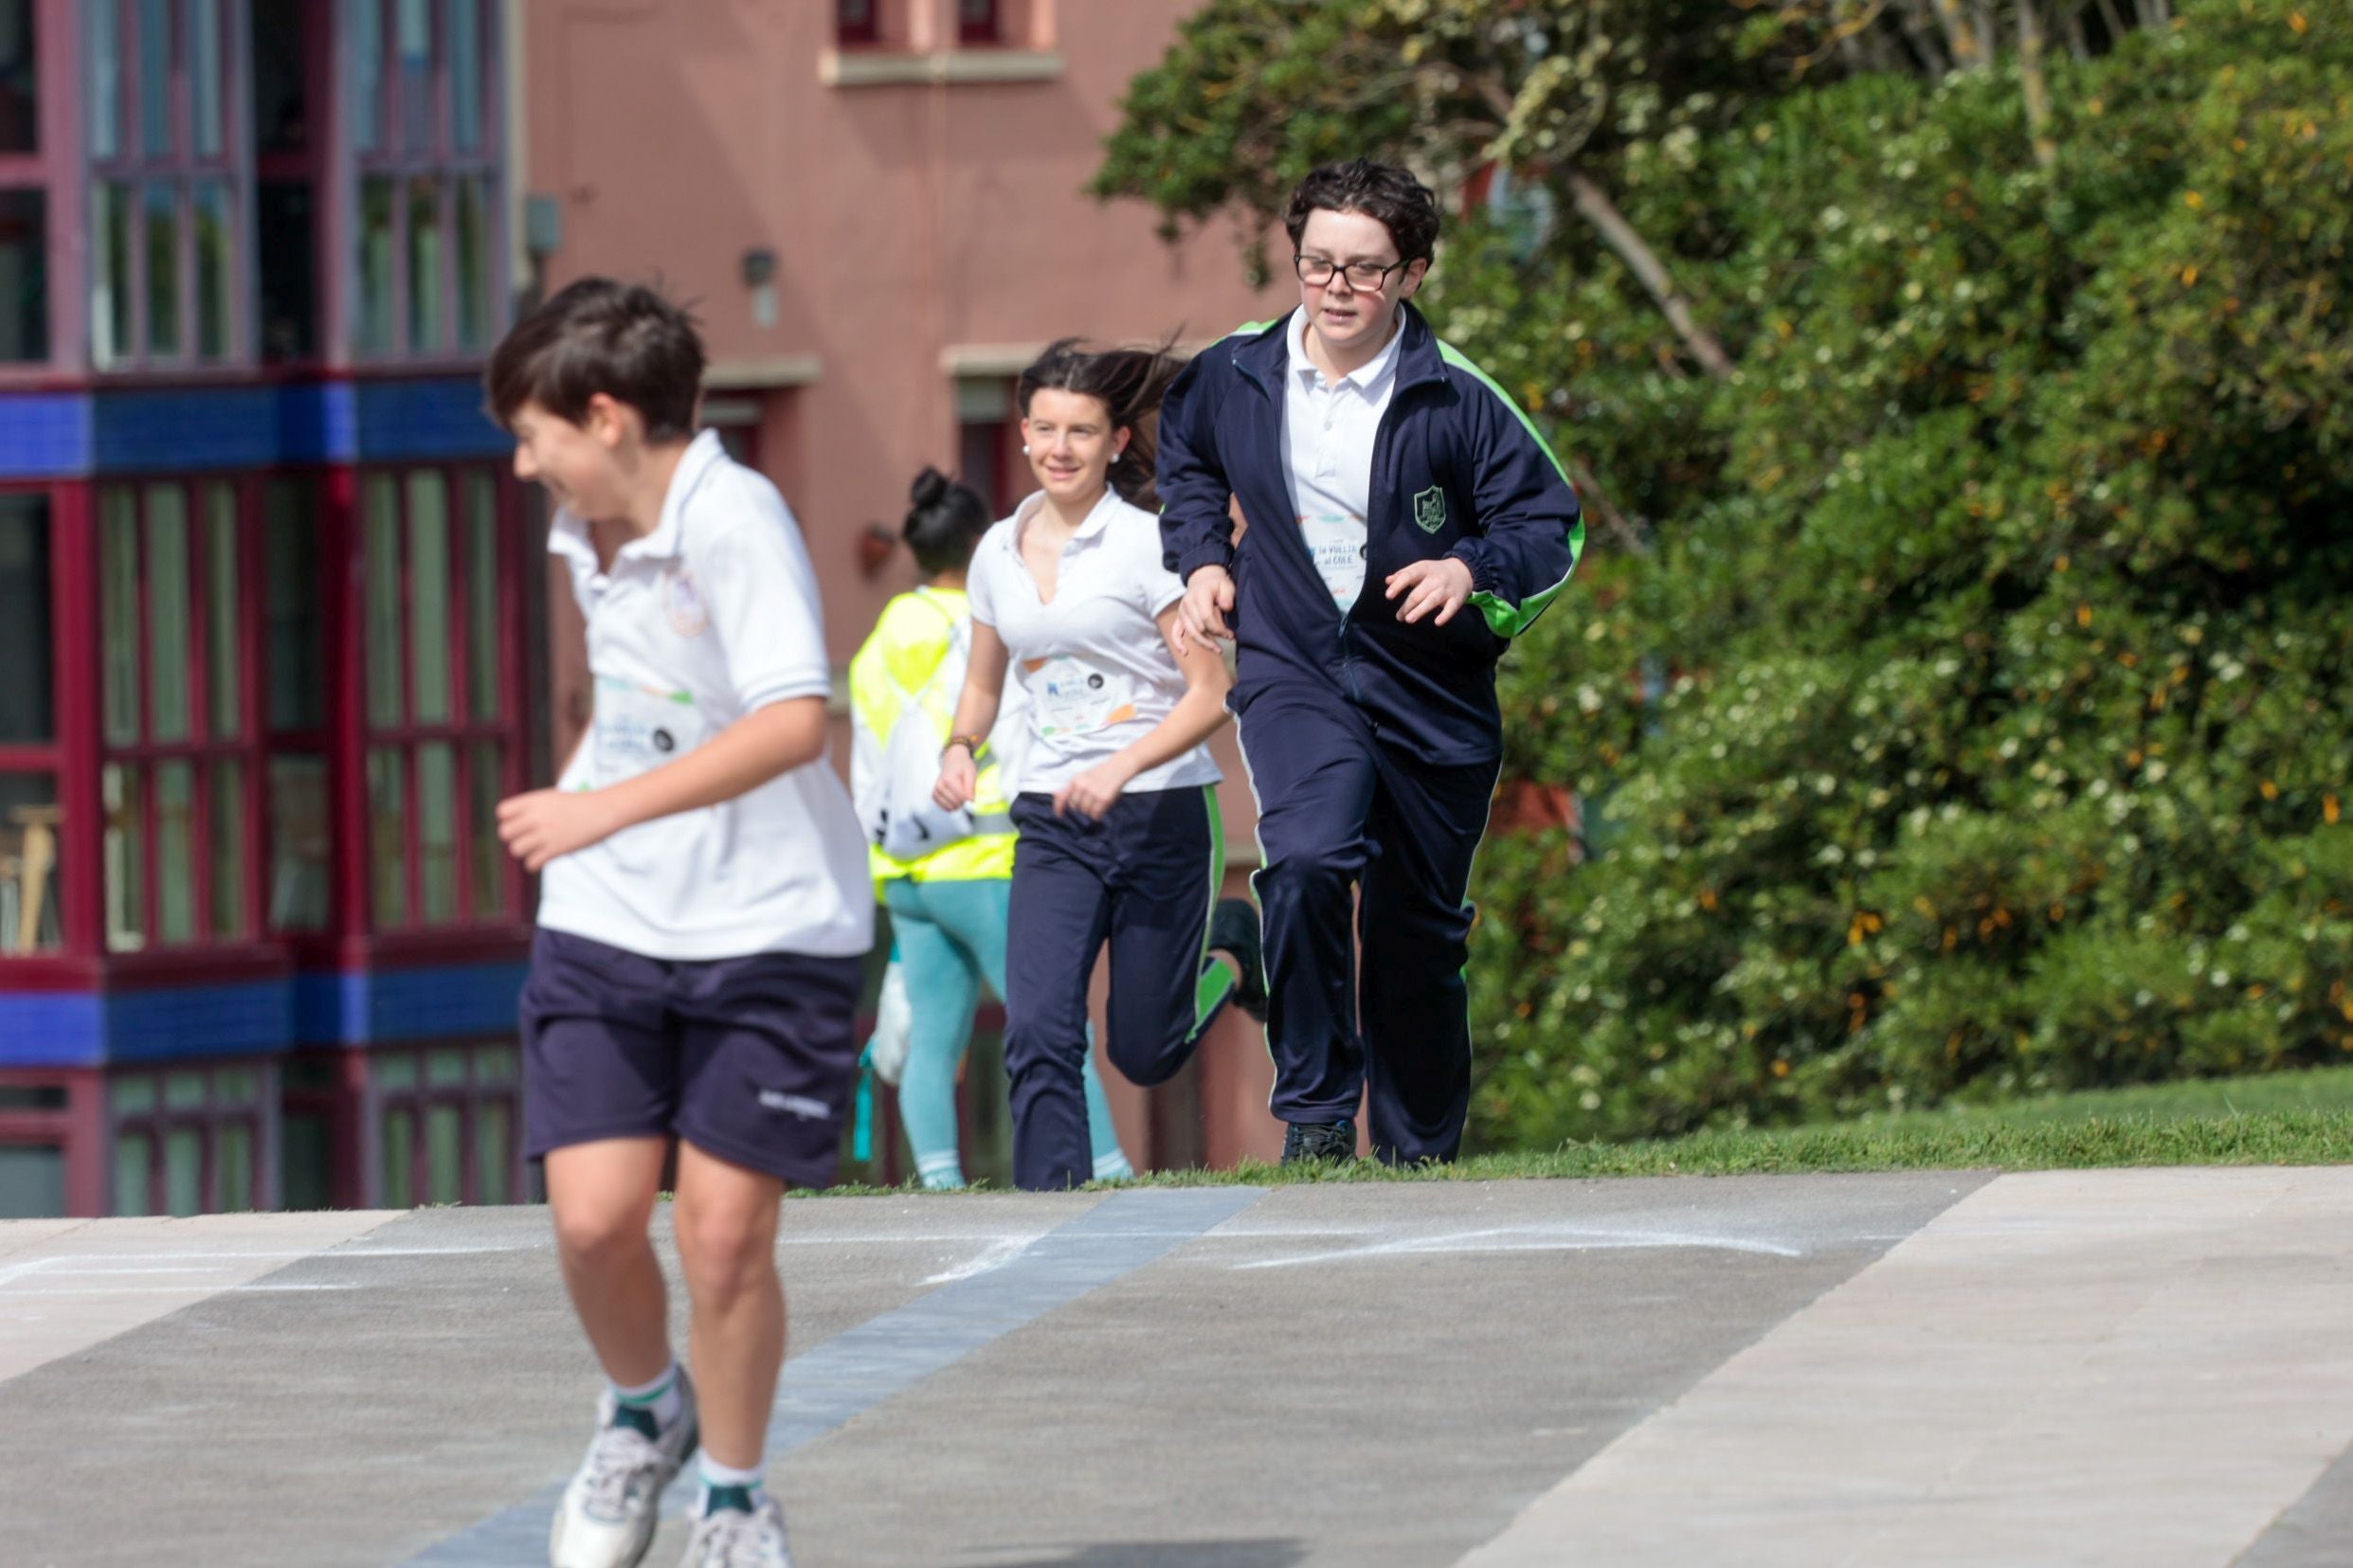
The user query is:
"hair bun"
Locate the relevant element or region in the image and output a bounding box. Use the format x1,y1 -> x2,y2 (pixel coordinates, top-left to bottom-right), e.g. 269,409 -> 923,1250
909,467 -> 951,508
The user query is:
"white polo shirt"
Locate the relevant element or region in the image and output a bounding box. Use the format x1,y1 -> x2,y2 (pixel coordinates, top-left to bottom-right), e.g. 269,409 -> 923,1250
1280,304 -> 1404,609
540,430 -> 874,961
967,487 -> 1222,797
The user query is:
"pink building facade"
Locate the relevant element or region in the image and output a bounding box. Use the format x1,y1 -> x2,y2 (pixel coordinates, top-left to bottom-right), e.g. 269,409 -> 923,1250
520,0 -> 1292,1179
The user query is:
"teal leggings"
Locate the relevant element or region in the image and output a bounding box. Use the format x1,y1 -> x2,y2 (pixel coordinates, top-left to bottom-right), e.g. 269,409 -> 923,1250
883,877 -> 1131,1188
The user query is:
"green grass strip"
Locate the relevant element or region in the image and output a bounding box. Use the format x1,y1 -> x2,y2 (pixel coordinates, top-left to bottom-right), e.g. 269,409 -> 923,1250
803,1066 -> 2353,1197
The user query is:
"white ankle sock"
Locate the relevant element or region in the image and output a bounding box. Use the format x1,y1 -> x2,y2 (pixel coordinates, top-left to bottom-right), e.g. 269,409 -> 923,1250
697,1451 -> 769,1515
611,1361 -> 683,1430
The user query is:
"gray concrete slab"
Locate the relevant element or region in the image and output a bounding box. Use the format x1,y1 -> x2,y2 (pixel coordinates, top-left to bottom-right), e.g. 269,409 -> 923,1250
1462,1167 -> 2353,1568
773,1173 -> 1982,1568
2236,1438 -> 2353,1568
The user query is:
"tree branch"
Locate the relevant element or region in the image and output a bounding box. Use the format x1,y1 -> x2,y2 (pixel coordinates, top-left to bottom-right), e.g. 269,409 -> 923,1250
2018,0 -> 2059,168
1562,166 -> 1738,381
1928,0 -> 1989,65
1891,0 -> 1956,74
1568,460 -> 1652,556
2061,1 -> 2092,62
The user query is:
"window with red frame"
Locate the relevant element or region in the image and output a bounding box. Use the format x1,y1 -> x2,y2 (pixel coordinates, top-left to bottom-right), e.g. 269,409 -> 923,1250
0,491 -> 61,954
0,0 -> 45,363
252,0 -> 321,361
359,466 -> 524,934
372,1040 -> 518,1206
837,0 -> 879,45
957,0 -> 1000,45
108,1062 -> 269,1215
0,1080 -> 70,1217
261,475 -> 333,934
86,0 -> 245,367
96,478 -> 263,952
349,0 -> 500,358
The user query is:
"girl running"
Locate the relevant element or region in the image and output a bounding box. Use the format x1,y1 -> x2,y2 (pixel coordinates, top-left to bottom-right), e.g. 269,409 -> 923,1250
850,468 -> 1132,1188
934,342 -> 1265,1191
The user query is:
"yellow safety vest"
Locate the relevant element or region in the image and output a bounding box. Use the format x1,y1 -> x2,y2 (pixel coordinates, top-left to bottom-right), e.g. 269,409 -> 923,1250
848,588 -> 1018,885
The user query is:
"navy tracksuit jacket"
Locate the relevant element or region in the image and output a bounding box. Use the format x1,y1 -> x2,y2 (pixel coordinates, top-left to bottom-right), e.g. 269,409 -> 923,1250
1158,304 -> 1584,1162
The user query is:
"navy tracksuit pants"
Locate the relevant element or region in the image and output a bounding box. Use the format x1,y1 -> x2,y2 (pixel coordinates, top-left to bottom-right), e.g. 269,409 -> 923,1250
1238,684 -> 1498,1163
1004,786 -> 1233,1190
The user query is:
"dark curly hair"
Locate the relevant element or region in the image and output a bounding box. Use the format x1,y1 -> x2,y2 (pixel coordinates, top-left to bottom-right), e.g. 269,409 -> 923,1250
486,278 -> 706,442
1283,158 -> 1442,267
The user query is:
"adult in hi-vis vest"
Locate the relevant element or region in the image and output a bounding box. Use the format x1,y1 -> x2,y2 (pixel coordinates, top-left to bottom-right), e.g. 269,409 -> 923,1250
1159,161 -> 1585,1166
932,341 -> 1268,1192
849,468 -> 1132,1189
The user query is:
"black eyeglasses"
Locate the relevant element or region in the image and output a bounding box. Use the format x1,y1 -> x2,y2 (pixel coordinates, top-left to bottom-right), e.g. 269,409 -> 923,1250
1294,253 -> 1410,291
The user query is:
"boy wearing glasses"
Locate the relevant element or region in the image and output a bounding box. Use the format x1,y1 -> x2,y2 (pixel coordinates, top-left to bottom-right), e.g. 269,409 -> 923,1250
1157,159 -> 1584,1166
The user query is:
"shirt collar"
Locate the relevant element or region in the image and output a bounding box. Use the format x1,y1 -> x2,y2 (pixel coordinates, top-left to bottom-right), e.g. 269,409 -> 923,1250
1012,484 -> 1125,550
1286,304 -> 1406,398
545,428 -> 728,569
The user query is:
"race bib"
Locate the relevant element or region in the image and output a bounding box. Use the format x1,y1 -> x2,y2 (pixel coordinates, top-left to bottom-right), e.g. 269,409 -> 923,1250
1300,513 -> 1367,608
1030,656 -> 1138,740
589,677 -> 707,786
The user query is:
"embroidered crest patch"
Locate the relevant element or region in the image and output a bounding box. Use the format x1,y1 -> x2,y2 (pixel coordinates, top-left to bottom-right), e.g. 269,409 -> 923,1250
1413,486 -> 1447,534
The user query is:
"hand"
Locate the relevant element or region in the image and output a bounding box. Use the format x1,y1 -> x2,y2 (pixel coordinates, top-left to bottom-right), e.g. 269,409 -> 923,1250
497,788 -> 624,873
1053,759 -> 1132,820
1174,565 -> 1235,655
1385,557 -> 1475,626
932,748 -> 978,812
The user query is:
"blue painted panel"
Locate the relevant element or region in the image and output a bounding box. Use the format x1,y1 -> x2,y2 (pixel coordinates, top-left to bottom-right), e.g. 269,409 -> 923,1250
0,992 -> 105,1067
296,960 -> 528,1047
0,956 -> 529,1066
275,380 -> 358,463
105,979 -> 298,1063
0,395 -> 95,478
353,378 -> 509,461
0,376 -> 499,479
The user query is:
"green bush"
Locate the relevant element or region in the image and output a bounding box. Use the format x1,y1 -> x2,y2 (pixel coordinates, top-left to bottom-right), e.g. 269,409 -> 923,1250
1462,1 -> 2353,1148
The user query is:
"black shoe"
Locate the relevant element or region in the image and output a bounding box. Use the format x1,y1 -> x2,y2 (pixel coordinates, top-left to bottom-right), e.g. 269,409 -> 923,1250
1280,1119 -> 1356,1164
1207,896 -> 1269,1022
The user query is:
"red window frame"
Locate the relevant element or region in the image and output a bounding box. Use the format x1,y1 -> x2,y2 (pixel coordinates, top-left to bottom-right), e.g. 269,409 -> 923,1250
348,0 -> 502,361
251,0 -> 330,365
85,0 -> 250,369
93,476 -> 269,956
836,0 -> 880,46
0,1068 -> 103,1217
353,463 -> 529,941
105,1059 -> 273,1216
0,481 -> 66,961
369,1038 -> 520,1206
0,0 -> 77,377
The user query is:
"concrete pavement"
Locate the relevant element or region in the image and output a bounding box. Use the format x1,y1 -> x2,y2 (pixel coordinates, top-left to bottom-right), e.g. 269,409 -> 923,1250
0,1169 -> 2346,1566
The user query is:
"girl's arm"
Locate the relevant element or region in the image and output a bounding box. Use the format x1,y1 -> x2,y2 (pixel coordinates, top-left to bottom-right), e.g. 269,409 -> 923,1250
1052,605 -> 1232,818
932,620 -> 1011,811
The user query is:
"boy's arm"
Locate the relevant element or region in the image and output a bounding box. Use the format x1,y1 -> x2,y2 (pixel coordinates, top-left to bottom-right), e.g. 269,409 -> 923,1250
499,700 -> 826,874
1441,369 -> 1585,638
1157,351 -> 1241,622
500,488 -> 836,872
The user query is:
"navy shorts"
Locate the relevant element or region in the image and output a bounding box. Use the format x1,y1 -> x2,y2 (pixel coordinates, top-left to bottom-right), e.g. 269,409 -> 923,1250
520,928 -> 865,1188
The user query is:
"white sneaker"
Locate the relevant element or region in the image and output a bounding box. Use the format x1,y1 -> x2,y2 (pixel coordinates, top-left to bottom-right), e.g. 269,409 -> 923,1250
549,1375 -> 700,1568
867,960 -> 914,1087
679,1495 -> 794,1567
